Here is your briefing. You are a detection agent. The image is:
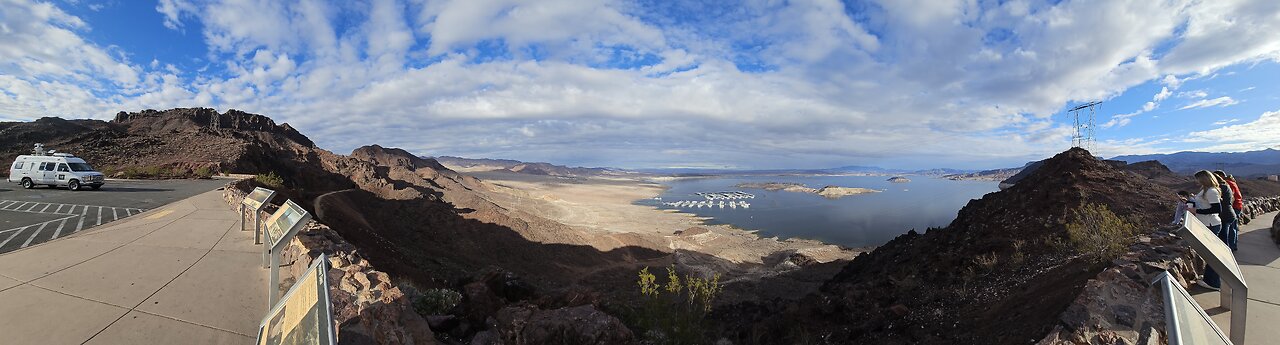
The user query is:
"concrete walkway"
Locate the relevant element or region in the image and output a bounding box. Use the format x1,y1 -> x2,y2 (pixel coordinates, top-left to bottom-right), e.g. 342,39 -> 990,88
0,190 -> 264,344
1192,211 -> 1280,344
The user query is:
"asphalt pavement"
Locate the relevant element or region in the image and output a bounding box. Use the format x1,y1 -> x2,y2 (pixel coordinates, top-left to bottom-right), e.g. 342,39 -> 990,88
0,179 -> 229,254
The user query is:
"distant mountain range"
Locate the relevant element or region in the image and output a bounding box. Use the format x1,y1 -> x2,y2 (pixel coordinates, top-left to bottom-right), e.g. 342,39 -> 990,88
1110,148 -> 1280,177
437,157 -> 981,178
431,156 -> 629,178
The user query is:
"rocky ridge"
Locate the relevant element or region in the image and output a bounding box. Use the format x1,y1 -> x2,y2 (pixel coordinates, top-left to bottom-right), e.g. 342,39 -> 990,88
0,108 -> 314,178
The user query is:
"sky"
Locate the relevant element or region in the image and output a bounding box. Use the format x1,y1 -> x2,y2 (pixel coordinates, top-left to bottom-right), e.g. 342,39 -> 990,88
1,0 -> 1280,170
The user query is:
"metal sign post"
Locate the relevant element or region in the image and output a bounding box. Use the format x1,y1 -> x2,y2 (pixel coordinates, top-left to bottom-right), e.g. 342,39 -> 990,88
1180,212 -> 1247,344
240,187 -> 276,245
256,253 -> 336,345
263,199 -> 312,308
1154,271 -> 1232,345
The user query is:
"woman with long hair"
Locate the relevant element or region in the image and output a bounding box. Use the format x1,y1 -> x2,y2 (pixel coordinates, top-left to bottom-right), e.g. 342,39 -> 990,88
1193,170 -> 1227,290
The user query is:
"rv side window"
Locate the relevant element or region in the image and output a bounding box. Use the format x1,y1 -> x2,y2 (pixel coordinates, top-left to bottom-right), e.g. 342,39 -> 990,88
42,162 -> 53,171
38,162 -> 46,171
13,162 -> 21,170
58,164 -> 69,172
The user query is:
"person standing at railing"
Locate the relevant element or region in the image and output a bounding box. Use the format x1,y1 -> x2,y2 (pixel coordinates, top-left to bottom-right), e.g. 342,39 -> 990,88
1222,172 -> 1247,226
1214,170 -> 1240,251
1172,190 -> 1193,225
1192,170 -> 1227,291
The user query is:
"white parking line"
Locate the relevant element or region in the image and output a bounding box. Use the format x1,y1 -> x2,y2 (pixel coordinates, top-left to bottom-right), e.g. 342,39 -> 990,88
0,226 -> 27,248
21,222 -> 48,248
0,201 -> 13,208
51,218 -> 68,239
53,204 -> 65,213
111,208 -> 119,221
38,203 -> 51,213
96,206 -> 103,226
22,203 -> 40,212
75,205 -> 87,232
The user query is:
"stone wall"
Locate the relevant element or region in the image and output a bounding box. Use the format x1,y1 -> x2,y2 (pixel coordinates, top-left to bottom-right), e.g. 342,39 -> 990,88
222,180 -> 437,345
1241,196 -> 1280,245
1036,229 -> 1202,345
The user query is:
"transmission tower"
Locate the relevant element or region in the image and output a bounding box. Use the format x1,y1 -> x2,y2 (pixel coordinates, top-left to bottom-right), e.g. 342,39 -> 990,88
1068,101 -> 1101,150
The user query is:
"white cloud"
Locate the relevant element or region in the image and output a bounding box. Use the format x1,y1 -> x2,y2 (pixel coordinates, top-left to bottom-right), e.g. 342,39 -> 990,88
1177,90 -> 1208,99
1187,110 -> 1280,151
4,0 -> 1280,168
1179,96 -> 1239,110
1153,87 -> 1172,101
1212,118 -> 1239,125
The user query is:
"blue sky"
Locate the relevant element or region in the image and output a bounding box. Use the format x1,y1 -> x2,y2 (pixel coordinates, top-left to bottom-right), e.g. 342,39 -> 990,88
2,0 -> 1280,170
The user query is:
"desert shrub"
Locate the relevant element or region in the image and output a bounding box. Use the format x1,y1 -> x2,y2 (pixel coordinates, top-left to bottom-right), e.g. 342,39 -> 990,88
413,288 -> 462,316
193,166 -> 215,179
973,252 -> 999,272
1009,239 -> 1027,266
1066,203 -> 1138,262
635,265 -> 723,345
255,171 -> 285,188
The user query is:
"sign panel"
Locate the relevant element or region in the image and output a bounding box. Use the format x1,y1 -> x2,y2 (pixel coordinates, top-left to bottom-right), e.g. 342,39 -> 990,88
1179,211 -> 1248,344
1181,211 -> 1243,281
242,187 -> 276,211
1156,272 -> 1231,345
257,254 -> 335,345
265,200 -> 309,250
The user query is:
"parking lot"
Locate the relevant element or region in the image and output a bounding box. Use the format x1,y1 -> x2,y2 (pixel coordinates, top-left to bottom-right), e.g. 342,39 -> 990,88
0,178 -> 229,254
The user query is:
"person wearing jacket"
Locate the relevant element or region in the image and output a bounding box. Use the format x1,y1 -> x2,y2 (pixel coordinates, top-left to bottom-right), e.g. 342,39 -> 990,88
1214,170 -> 1240,251
1193,170 -> 1227,290
1223,173 -> 1247,223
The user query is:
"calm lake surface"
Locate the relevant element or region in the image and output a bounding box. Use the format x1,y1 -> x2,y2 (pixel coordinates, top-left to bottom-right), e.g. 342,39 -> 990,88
639,175 -> 1000,248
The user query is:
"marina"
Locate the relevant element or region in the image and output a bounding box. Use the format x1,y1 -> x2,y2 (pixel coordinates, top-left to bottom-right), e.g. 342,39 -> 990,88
661,191 -> 756,209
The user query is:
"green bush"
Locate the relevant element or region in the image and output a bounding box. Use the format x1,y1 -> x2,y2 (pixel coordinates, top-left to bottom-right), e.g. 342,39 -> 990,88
193,166 -> 215,179
255,172 -> 284,188
1066,203 -> 1138,262
634,265 -> 723,345
413,288 -> 462,316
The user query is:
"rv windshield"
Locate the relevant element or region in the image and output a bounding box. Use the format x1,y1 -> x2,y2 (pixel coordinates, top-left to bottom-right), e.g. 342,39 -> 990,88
68,163 -> 95,172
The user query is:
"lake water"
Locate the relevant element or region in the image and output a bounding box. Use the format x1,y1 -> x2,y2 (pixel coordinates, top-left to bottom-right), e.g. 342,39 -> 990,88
638,175 -> 999,248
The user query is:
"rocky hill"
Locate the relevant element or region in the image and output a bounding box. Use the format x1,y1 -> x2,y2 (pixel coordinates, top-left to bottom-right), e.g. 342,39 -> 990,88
0,108 -> 314,178
717,148 -> 1177,344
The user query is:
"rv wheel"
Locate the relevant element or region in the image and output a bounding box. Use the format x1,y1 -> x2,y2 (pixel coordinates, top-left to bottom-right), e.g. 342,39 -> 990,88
68,180 -> 80,191
21,178 -> 34,189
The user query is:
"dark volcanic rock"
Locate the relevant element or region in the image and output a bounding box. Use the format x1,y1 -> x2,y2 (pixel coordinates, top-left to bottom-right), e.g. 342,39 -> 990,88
0,108 -> 316,178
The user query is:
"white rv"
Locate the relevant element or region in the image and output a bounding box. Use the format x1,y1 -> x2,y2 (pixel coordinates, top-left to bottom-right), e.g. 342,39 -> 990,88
7,145 -> 105,191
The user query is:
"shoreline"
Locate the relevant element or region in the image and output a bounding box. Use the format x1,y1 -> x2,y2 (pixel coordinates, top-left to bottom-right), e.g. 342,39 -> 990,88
470,172 -> 859,265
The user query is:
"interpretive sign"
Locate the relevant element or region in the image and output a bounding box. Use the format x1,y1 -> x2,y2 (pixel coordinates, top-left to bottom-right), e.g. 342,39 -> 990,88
256,253 -> 335,345
1179,211 -> 1247,345
240,187 -> 276,244
1155,271 -> 1231,345
265,199 -> 309,250
264,199 -> 312,307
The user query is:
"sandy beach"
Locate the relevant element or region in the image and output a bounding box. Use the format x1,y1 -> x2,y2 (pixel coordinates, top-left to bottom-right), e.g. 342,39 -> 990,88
470,172 -> 858,266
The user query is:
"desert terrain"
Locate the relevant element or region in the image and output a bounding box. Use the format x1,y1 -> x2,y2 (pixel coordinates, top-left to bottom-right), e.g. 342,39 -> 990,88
466,172 -> 857,267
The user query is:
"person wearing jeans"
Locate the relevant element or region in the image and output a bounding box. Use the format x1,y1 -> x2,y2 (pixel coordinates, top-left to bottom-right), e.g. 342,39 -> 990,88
1193,170 -> 1226,290
1220,171 -> 1244,251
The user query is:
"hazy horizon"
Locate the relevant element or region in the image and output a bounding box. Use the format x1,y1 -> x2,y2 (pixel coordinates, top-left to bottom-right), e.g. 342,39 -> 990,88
3,0 -> 1280,170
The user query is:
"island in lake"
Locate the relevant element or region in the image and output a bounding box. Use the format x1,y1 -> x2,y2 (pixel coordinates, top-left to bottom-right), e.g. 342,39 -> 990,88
887,176 -> 911,183
735,182 -> 880,199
